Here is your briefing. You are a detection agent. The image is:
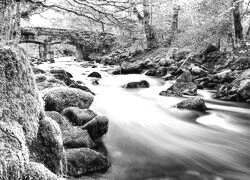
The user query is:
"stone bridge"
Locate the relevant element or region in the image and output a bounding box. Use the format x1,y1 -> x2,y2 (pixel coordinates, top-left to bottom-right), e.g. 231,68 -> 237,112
20,27 -> 115,60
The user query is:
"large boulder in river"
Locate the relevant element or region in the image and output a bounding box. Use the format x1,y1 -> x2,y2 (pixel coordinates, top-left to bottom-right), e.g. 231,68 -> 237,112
121,62 -> 143,74
63,128 -> 95,149
81,116 -> 109,140
0,46 -> 58,178
66,148 -> 110,177
62,107 -> 97,126
176,97 -> 207,112
123,80 -> 150,88
0,46 -> 43,145
43,87 -> 94,113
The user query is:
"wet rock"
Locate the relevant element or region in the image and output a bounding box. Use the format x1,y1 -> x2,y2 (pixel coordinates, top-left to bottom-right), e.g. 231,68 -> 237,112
123,80 -> 150,88
35,74 -> 47,83
160,82 -> 197,97
121,62 -> 142,74
63,128 -> 95,149
92,79 -> 99,85
156,67 -> 167,76
50,67 -> 73,86
66,148 -> 110,177
62,107 -> 97,126
35,117 -> 64,174
163,74 -> 175,81
88,71 -> 102,78
81,116 -> 109,140
43,87 -> 94,113
69,82 -> 95,95
145,69 -> 157,76
33,67 -> 46,74
112,68 -> 121,75
159,89 -> 182,97
161,70 -> 197,97
176,97 -> 207,112
24,162 -> 57,180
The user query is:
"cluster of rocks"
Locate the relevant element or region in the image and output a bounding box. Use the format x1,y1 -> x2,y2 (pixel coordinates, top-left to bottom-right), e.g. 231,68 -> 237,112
0,46 -> 110,180
43,87 -> 110,177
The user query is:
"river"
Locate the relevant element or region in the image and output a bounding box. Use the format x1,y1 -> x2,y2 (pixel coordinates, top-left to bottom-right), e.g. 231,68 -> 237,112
38,57 -> 250,180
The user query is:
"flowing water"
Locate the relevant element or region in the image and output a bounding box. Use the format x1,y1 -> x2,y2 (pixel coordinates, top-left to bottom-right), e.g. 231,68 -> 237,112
39,57 -> 250,180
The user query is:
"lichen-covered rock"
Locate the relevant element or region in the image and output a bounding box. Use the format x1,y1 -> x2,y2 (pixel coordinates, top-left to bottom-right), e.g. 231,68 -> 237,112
176,97 -> 207,112
81,116 -> 109,140
0,46 -> 43,145
43,87 -> 94,112
66,148 -> 110,177
62,107 -> 97,126
23,162 -> 57,180
123,80 -> 150,88
33,117 -> 64,174
63,128 -> 95,149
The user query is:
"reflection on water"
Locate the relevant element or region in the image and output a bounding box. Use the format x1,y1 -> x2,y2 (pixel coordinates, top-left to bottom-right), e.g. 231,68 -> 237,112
39,58 -> 250,180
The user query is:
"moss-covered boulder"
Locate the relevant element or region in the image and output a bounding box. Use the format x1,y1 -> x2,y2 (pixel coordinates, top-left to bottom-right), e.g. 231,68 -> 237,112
0,46 -> 43,145
81,116 -> 109,140
34,117 -> 64,174
63,128 -> 95,149
62,107 -> 97,126
43,87 -> 94,113
66,148 -> 110,177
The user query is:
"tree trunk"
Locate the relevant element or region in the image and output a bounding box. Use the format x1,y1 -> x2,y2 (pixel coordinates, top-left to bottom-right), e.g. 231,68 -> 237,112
232,0 -> 243,44
143,0 -> 156,49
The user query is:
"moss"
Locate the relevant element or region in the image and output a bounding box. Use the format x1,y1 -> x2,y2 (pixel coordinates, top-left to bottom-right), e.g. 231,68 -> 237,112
0,46 -> 43,146
43,87 -> 94,113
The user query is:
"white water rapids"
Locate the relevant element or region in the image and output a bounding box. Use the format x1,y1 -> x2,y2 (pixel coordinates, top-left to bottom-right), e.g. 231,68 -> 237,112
38,57 -> 250,180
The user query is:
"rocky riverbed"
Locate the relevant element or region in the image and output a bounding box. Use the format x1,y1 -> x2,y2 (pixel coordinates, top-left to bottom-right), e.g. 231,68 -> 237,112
33,54 -> 250,180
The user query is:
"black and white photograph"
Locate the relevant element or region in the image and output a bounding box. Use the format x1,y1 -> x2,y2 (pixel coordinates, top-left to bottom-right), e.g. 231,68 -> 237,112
0,0 -> 250,179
